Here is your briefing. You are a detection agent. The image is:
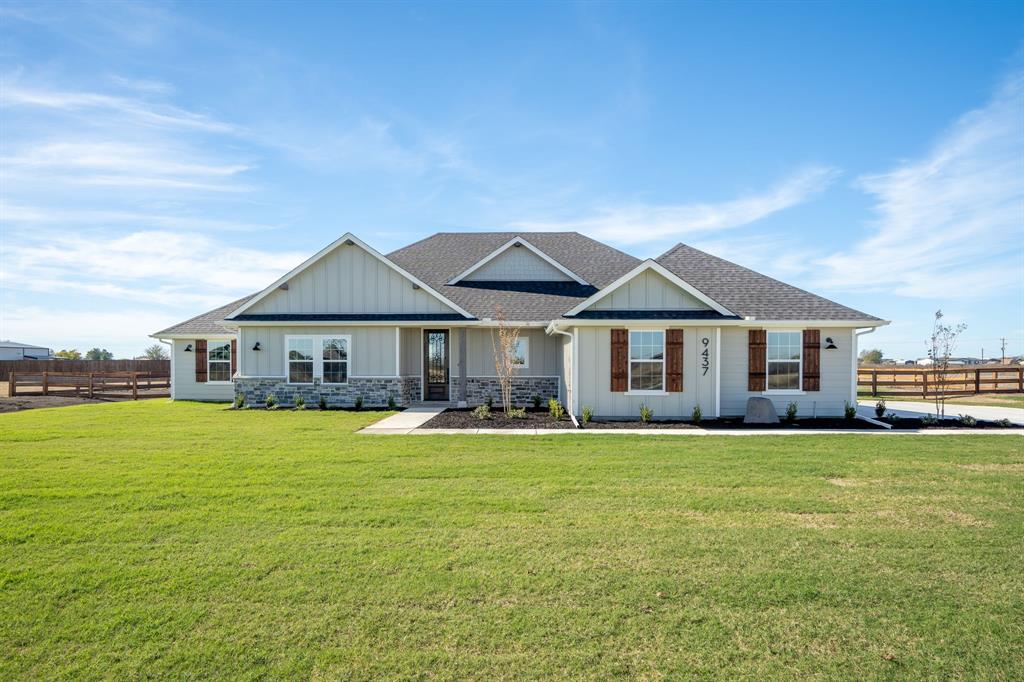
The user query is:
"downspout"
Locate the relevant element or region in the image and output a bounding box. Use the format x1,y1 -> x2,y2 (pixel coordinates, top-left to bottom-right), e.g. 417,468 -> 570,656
852,327 -> 877,405
547,322 -> 577,425
157,338 -> 174,401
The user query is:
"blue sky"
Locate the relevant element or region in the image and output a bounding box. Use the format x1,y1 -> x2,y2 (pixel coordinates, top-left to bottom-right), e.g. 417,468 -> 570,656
1,0 -> 1022,360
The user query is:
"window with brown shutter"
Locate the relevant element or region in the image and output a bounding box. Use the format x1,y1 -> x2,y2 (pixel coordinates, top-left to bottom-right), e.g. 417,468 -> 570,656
802,329 -> 820,391
230,338 -> 237,378
610,329 -> 628,392
666,329 -> 684,392
195,339 -> 208,383
747,329 -> 766,391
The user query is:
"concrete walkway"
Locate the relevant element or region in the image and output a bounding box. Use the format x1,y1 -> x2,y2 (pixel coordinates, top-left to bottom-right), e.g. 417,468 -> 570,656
858,399 -> 1023,424
358,405 -> 448,434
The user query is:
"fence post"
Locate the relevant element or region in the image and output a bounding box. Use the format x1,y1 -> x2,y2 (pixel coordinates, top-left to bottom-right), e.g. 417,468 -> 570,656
88,373 -> 94,399
9,373 -> 16,397
922,371 -> 928,399
871,370 -> 878,396
975,368 -> 980,394
42,371 -> 49,396
132,374 -> 139,400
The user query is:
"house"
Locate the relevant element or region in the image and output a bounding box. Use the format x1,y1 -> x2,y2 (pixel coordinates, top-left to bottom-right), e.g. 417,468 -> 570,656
151,232 -> 887,418
0,340 -> 54,361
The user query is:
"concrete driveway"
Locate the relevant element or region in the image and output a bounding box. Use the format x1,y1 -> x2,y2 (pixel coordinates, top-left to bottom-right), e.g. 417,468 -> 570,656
858,399 -> 1023,424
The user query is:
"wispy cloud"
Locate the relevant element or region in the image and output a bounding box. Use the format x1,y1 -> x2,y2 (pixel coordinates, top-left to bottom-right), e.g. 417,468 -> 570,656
815,70 -> 1024,298
510,165 -> 840,245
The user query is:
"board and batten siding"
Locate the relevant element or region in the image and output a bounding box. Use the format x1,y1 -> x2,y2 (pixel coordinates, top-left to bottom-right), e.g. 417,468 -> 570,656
172,338 -> 235,401
719,327 -> 854,417
399,327 -> 421,376
456,328 -> 560,377
463,246 -> 572,282
238,326 -> 398,378
575,326 -> 718,418
245,243 -> 457,315
591,269 -> 710,311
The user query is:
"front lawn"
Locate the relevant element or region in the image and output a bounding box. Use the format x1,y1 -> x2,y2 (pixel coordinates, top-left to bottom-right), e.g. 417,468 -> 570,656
2,401 -> 1021,679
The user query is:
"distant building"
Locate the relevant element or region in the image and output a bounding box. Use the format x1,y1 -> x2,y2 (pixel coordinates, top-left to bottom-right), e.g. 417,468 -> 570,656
0,341 -> 54,361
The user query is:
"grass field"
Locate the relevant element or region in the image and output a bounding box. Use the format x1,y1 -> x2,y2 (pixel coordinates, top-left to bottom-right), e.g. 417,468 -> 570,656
2,401 -> 1022,679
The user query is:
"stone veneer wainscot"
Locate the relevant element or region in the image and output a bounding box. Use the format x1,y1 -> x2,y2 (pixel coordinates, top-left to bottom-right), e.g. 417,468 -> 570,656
449,376 -> 560,407
235,376 -> 421,408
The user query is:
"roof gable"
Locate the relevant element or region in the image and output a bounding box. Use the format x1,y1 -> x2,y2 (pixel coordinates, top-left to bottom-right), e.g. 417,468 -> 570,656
565,260 -> 734,317
449,236 -> 587,284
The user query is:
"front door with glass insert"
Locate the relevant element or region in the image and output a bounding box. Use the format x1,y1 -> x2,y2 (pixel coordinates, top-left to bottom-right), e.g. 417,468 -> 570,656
423,330 -> 449,401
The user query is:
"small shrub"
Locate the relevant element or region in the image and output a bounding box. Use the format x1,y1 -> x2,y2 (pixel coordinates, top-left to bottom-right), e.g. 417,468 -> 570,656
354,395 -> 363,411
484,395 -> 494,409
885,411 -> 900,424
473,404 -> 491,420
509,407 -> 527,419
265,394 -> 277,409
294,395 -> 305,410
874,399 -> 886,418
233,393 -> 245,409
581,405 -> 593,424
785,402 -> 798,422
387,394 -> 397,410
921,413 -> 938,427
691,404 -> 702,424
531,395 -> 542,409
995,418 -> 1013,427
639,403 -> 653,424
956,413 -> 977,428
843,401 -> 857,420
548,398 -> 565,421
318,395 -> 327,411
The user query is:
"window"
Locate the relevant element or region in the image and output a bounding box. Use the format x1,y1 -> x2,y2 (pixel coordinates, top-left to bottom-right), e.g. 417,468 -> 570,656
322,337 -> 349,384
208,341 -> 232,382
629,330 -> 664,392
510,337 -> 529,368
767,331 -> 801,391
287,337 -> 314,384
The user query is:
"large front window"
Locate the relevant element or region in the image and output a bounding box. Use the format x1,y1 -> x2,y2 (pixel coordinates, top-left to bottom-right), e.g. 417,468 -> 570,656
767,331 -> 801,390
208,341 -> 232,382
287,337 -> 314,384
322,337 -> 349,384
286,335 -> 351,383
629,330 -> 664,392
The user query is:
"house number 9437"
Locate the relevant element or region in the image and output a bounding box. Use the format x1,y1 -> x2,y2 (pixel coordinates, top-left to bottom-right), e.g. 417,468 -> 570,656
701,336 -> 711,376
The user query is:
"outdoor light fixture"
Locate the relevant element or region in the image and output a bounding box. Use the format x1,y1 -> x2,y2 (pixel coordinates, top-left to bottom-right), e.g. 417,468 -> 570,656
825,337 -> 838,350
252,342 -> 262,351
184,343 -> 193,352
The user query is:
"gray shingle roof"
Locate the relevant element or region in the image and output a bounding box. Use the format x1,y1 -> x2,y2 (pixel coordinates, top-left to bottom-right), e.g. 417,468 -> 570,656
152,294 -> 256,336
655,243 -> 881,322
388,232 -> 640,321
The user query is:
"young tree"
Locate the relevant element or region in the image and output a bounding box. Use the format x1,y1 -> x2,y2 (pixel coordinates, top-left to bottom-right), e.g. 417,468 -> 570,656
490,306 -> 522,415
85,348 -> 114,361
55,349 -> 82,360
927,310 -> 967,419
143,343 -> 169,360
858,348 -> 884,364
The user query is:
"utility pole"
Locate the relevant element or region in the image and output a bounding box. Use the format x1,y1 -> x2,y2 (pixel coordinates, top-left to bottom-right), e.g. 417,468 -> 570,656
1001,338 -> 1007,364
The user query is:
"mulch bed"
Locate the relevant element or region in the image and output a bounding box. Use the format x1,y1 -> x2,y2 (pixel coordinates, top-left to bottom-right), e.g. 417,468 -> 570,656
877,417 -> 1017,429
420,408 -> 576,429
583,417 -> 882,430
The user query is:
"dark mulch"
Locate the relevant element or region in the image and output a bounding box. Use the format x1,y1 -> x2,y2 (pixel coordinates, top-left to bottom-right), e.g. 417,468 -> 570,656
878,417 -> 1018,429
582,417 -> 882,430
420,408 -> 576,429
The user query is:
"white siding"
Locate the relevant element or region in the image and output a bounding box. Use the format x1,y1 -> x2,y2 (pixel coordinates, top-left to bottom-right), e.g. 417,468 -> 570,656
719,327 -> 855,417
246,243 -> 456,315
238,326 -> 397,377
172,338 -> 235,401
459,328 -> 560,377
591,269 -> 710,310
464,246 -> 572,281
399,327 -> 421,376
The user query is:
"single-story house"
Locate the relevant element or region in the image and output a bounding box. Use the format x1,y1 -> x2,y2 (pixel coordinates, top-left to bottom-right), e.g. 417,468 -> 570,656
151,232 -> 887,418
0,340 -> 54,361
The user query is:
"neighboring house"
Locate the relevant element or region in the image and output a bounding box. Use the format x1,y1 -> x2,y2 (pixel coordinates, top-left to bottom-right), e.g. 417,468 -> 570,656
151,232 -> 887,417
0,340 -> 54,361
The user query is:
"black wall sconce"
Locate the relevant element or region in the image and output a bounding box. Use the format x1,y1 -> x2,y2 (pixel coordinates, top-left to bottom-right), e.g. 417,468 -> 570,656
252,342 -> 262,351
184,343 -> 193,352
824,337 -> 838,350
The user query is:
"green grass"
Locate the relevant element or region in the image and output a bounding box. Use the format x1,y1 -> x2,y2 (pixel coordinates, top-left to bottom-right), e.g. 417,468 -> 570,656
858,391 -> 1024,409
2,401 -> 1022,680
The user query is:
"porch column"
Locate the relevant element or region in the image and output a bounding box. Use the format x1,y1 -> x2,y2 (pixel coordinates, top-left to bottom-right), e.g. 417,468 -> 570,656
458,327 -> 468,407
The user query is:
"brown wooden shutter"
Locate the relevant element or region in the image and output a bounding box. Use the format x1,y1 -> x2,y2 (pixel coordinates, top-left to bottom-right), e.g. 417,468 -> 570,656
666,329 -> 684,392
195,339 -> 208,383
747,329 -> 766,391
230,338 -> 237,378
803,329 -> 820,391
610,329 -> 628,392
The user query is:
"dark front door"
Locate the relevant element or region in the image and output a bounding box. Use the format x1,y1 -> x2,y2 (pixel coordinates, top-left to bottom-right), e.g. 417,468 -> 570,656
423,330 -> 450,401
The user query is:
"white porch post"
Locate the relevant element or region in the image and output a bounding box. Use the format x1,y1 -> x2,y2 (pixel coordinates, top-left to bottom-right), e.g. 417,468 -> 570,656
458,327 -> 468,407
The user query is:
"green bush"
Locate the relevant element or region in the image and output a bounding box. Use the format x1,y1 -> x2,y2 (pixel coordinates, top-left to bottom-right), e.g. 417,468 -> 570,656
785,402 -> 798,422
581,405 -> 593,424
509,407 -> 527,419
995,418 -> 1013,427
318,395 -> 327,411
233,393 -> 245,409
473,404 -> 491,420
484,395 -> 494,409
957,414 -> 977,427
921,413 -> 938,426
691,404 -> 702,424
294,395 -> 305,410
548,398 -> 565,421
265,394 -> 277,409
531,395 -> 542,409
843,401 -> 857,420
639,403 -> 653,424
874,399 -> 886,418
387,394 -> 397,410
354,395 -> 363,411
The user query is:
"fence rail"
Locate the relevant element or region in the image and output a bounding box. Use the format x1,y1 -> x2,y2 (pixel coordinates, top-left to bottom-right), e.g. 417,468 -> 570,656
8,371 -> 170,400
0,359 -> 169,382
858,365 -> 1024,398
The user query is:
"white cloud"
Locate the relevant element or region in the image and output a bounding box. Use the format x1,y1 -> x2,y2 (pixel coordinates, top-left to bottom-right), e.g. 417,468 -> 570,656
1,305 -> 180,357
815,70 -> 1024,298
510,165 -> 840,245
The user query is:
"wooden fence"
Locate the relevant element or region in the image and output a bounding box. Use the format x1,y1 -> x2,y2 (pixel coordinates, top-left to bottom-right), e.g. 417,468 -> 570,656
0,359 -> 169,382
8,371 -> 171,400
858,365 -> 1024,398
